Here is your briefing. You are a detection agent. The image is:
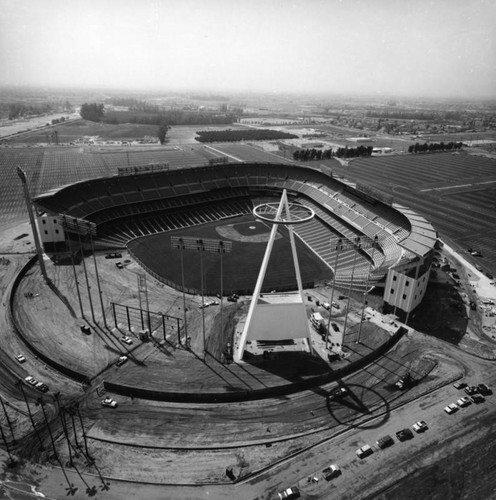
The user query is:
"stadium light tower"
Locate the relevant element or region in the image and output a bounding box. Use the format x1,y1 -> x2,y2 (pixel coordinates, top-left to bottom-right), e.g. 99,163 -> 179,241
326,235 -> 380,354
16,167 -> 48,283
171,236 -> 232,359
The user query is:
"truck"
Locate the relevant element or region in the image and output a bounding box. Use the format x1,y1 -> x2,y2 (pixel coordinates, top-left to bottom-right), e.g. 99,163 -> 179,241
310,312 -> 325,331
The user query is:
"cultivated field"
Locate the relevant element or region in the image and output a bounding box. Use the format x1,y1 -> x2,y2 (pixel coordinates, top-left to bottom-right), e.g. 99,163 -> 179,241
328,151 -> 496,275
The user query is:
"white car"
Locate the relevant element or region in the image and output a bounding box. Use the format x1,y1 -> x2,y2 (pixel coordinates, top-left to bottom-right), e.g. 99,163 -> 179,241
356,444 -> 373,458
120,336 -> 133,345
116,355 -> 128,366
456,396 -> 472,407
25,375 -> 37,386
277,486 -> 300,500
412,420 -> 428,433
322,464 -> 340,480
15,354 -> 26,363
101,397 -> 118,408
444,403 -> 459,414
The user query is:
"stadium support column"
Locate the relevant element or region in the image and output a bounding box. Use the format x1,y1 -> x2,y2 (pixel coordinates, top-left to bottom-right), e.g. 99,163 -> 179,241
16,167 -> 48,283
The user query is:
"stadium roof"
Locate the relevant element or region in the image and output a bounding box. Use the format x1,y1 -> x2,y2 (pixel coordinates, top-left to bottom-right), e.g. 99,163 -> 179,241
394,205 -> 438,257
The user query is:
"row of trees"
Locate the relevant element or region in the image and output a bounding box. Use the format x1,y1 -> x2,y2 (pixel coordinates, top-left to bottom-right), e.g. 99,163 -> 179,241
195,129 -> 297,143
366,110 -> 466,121
8,102 -> 53,120
105,110 -> 237,126
293,145 -> 373,161
293,148 -> 334,161
408,141 -> 463,153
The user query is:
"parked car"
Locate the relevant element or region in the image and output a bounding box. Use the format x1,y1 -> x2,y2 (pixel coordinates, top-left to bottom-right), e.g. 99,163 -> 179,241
115,262 -> 124,269
329,387 -> 348,401
477,383 -> 492,395
465,385 -> 479,396
453,381 -> 467,390
356,444 -> 374,458
377,435 -> 394,449
15,354 -> 26,363
395,373 -> 414,390
331,322 -> 340,332
412,421 -> 428,433
25,375 -> 37,386
396,428 -> 414,441
471,394 -> 485,404
444,403 -> 459,414
35,382 -> 49,393
277,486 -> 300,499
116,355 -> 128,366
120,336 -> 133,345
456,396 -> 472,407
105,252 -> 122,259
101,397 -> 118,408
322,464 -> 340,480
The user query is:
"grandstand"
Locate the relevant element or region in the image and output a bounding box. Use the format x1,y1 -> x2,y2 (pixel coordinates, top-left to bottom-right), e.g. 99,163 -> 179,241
33,162 -> 438,314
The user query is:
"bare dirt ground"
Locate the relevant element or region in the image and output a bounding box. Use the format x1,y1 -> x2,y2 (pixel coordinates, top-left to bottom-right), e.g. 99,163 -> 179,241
2,236 -> 495,499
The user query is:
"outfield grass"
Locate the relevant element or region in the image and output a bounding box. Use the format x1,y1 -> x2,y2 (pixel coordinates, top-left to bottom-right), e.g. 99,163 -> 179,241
128,215 -> 331,295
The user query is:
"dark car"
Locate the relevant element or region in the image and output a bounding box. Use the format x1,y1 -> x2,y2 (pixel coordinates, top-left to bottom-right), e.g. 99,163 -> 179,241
396,428 -> 414,441
377,435 -> 394,449
331,322 -> 340,332
471,394 -> 485,404
329,387 -> 348,401
395,373 -> 415,390
478,384 -> 492,396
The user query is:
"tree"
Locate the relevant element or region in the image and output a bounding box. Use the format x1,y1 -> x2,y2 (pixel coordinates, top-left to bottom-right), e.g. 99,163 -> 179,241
157,122 -> 170,145
80,103 -> 105,122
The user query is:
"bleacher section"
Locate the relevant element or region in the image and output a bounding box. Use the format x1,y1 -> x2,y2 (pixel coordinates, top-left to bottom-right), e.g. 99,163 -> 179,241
34,162 -> 436,291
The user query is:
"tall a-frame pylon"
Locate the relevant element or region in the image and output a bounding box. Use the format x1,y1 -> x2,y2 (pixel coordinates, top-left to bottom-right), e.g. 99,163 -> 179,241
233,190 -> 315,363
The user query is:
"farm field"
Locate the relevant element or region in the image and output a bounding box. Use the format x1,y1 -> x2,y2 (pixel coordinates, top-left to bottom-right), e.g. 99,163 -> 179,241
330,151 -> 496,276
128,216 -> 331,294
0,145 -> 222,223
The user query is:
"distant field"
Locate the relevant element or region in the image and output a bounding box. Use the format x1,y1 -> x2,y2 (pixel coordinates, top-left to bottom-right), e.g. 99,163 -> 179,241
128,215 -> 331,295
7,119 -> 161,143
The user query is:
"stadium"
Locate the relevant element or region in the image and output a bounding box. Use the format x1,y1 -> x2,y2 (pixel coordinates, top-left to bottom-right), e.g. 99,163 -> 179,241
4,147 -> 496,498
8,160 -> 437,402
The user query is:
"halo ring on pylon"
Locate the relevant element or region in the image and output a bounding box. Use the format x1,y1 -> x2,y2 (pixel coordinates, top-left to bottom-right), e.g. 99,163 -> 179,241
253,202 -> 315,224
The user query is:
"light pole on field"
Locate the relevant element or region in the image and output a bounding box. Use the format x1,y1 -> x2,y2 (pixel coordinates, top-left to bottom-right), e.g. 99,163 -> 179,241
171,236 -> 232,359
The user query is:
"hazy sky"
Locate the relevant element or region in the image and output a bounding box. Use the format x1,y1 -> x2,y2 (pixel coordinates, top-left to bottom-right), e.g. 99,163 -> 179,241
1,0 -> 495,97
